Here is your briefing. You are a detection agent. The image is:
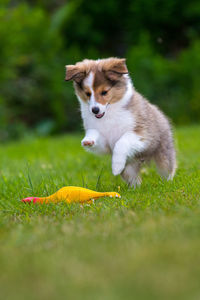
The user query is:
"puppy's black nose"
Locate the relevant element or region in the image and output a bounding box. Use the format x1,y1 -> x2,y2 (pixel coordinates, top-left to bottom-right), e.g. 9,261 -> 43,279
92,106 -> 100,114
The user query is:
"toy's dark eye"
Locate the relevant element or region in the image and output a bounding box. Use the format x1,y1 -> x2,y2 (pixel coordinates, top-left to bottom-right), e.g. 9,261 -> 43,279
101,90 -> 107,96
86,92 -> 91,97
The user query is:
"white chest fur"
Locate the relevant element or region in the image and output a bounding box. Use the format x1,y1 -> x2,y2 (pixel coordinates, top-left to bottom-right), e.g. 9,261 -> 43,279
82,104 -> 133,149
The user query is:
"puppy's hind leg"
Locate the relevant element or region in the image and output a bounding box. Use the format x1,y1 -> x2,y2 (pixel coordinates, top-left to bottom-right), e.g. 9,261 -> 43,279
121,160 -> 142,187
154,145 -> 177,180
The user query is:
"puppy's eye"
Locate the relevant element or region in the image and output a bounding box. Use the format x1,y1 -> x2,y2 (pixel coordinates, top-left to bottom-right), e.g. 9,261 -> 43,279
86,92 -> 91,97
101,90 -> 107,96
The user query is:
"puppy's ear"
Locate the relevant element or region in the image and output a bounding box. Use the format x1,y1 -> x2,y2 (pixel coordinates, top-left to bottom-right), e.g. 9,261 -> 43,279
65,65 -> 86,84
103,58 -> 128,81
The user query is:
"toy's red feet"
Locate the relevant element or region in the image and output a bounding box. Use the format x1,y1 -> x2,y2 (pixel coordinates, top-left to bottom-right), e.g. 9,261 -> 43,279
21,197 -> 40,203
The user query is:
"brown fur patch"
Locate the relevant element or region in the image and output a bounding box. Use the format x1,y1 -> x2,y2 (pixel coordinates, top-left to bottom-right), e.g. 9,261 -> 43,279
65,65 -> 86,83
92,71 -> 127,105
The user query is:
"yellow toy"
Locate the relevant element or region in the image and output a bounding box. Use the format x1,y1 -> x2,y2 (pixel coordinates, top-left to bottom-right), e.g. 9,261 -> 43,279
21,186 -> 121,204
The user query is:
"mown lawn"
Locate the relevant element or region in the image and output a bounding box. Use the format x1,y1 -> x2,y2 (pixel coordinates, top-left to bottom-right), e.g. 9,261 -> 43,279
0,126 -> 200,300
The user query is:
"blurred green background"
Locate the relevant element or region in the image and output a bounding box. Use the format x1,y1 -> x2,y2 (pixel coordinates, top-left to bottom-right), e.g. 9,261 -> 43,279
0,0 -> 200,141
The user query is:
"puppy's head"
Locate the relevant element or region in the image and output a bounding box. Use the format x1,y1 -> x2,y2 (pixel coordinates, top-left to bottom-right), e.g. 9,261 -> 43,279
65,58 -> 129,119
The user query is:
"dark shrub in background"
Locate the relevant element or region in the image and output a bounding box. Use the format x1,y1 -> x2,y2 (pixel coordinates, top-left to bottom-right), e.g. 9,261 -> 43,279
0,0 -> 200,141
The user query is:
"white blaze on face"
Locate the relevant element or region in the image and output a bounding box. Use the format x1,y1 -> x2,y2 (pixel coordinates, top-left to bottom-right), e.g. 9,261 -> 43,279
84,72 -> 107,115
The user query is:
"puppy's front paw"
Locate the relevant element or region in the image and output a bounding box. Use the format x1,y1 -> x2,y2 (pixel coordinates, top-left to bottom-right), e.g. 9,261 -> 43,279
112,161 -> 125,176
81,139 -> 95,147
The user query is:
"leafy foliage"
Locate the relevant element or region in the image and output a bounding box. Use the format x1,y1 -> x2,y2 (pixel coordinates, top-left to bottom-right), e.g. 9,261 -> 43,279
0,0 -> 200,140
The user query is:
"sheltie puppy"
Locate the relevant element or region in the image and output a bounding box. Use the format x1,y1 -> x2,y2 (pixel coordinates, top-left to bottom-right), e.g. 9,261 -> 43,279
65,58 -> 176,186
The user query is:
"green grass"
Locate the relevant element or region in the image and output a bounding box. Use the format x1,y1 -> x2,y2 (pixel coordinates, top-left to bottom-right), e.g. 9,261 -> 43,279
0,126 -> 200,300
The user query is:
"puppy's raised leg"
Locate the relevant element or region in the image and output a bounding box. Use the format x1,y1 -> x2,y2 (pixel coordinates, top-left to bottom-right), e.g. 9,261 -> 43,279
82,129 -> 109,154
121,161 -> 142,187
112,132 -> 146,176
